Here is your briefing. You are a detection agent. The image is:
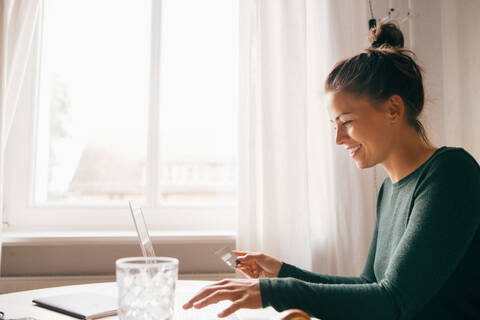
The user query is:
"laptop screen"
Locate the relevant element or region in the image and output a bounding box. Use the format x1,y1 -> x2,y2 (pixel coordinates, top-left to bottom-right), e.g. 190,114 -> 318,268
128,200 -> 156,258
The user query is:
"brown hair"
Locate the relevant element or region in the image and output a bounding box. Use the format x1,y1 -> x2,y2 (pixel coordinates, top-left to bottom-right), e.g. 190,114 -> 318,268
325,22 -> 430,145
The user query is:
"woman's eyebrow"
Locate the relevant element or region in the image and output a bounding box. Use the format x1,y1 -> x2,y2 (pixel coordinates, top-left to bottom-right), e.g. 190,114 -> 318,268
330,112 -> 352,122
335,112 -> 352,120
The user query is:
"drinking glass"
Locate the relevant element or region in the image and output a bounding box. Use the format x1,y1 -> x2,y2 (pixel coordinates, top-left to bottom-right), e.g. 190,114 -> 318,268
116,257 -> 179,320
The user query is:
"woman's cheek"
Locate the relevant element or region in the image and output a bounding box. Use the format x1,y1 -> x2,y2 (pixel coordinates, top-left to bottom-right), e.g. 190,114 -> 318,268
347,126 -> 356,139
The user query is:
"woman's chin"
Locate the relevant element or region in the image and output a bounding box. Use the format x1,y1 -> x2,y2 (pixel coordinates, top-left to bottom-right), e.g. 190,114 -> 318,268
354,159 -> 373,169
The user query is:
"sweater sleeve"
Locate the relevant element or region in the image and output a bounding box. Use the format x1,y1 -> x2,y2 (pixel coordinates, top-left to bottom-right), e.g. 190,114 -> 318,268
260,151 -> 480,320
276,183 -> 383,286
277,262 -> 370,285
277,214 -> 379,285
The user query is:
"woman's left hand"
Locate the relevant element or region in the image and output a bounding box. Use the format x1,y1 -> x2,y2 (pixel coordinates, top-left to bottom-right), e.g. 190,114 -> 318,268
182,278 -> 262,318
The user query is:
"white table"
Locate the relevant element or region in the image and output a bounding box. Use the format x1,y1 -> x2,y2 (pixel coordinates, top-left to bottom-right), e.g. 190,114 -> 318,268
0,280 -> 281,319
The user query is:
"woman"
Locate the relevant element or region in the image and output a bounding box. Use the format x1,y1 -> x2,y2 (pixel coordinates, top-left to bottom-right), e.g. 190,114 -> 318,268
183,23 -> 480,319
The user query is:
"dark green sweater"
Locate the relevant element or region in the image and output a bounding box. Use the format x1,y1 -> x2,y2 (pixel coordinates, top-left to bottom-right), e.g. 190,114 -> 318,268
260,147 -> 480,319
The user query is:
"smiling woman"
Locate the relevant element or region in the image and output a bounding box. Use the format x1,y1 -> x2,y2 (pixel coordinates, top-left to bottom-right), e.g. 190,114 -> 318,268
183,22 -> 480,320
327,91 -> 404,170
257,22 -> 480,319
325,23 -> 433,176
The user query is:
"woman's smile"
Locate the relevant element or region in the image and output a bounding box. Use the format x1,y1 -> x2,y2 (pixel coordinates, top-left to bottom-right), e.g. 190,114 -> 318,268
346,144 -> 362,158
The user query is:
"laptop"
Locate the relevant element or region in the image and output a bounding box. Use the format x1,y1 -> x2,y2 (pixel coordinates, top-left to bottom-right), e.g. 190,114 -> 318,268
128,200 -> 241,320
128,200 -> 156,258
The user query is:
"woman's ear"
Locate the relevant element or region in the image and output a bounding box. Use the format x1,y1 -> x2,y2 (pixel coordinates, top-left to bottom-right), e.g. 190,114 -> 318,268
386,94 -> 404,122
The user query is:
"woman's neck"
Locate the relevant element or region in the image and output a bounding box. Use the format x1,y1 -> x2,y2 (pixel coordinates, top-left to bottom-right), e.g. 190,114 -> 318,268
381,133 -> 437,183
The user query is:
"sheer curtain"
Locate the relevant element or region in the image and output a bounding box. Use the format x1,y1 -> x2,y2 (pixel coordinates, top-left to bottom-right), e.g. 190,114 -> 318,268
377,0 -> 480,160
238,0 -> 480,276
238,0 -> 377,275
436,0 -> 480,158
0,0 -> 43,270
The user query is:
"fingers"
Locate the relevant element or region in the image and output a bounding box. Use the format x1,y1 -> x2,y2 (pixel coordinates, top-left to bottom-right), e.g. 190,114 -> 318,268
218,300 -> 244,318
232,251 -> 250,270
236,264 -> 261,278
234,251 -> 282,278
192,288 -> 241,309
183,279 -> 261,318
236,265 -> 257,278
236,252 -> 263,264
235,253 -> 263,278
232,250 -> 247,256
183,283 -> 228,309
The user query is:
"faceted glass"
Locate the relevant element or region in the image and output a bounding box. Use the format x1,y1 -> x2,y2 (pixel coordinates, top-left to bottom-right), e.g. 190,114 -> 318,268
116,257 -> 179,320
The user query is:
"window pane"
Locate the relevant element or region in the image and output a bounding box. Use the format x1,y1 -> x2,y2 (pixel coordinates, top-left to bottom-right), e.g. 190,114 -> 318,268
34,0 -> 151,204
158,0 -> 238,204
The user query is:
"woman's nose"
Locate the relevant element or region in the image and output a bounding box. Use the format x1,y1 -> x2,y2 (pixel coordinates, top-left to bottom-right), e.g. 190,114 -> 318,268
335,126 -> 347,145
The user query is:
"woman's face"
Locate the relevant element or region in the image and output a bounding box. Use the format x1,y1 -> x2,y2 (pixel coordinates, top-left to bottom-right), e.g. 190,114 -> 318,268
327,90 -> 394,169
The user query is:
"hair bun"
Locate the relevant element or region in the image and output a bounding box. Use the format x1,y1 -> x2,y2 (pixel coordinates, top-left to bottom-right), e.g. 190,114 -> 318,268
368,22 -> 404,48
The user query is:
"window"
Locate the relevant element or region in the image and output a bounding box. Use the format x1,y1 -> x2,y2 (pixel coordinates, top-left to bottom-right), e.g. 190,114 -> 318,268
4,0 -> 238,232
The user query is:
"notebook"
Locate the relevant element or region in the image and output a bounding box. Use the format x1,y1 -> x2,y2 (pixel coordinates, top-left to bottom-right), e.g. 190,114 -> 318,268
32,293 -> 117,320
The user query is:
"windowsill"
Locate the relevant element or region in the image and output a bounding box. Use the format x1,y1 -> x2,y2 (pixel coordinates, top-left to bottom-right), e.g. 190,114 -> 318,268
1,230 -> 236,246
1,231 -> 236,277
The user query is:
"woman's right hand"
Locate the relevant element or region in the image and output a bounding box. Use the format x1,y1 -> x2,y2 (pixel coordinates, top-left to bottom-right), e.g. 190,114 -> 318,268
233,250 -> 282,278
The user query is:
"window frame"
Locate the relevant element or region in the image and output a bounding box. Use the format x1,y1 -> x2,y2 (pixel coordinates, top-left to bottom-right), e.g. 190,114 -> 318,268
3,0 -> 238,233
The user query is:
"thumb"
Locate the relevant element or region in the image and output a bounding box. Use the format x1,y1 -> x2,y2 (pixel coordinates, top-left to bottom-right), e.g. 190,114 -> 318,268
232,250 -> 248,257
236,252 -> 263,263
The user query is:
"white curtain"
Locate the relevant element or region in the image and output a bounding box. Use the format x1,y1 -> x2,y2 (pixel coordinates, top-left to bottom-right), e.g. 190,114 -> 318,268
0,0 -> 43,272
436,0 -> 480,159
238,0 -> 377,276
373,0 -> 480,159
238,0 -> 480,276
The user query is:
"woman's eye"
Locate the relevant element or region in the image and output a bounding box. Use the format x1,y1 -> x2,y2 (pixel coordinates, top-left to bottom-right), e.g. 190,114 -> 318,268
332,120 -> 352,131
